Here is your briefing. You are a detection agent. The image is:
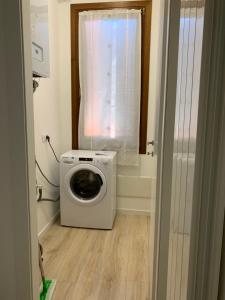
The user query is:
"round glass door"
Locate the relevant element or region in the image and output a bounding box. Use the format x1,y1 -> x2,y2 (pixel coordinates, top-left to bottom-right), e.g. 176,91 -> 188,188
70,169 -> 103,200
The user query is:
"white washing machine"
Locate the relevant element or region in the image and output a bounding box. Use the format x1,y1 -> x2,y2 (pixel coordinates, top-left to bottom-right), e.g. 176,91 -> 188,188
60,150 -> 117,229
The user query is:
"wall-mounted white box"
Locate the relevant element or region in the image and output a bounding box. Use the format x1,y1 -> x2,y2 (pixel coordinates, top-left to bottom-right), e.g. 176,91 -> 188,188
30,0 -> 50,77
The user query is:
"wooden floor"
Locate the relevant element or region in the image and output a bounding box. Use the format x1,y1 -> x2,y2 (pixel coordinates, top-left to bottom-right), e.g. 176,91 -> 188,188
40,215 -> 151,300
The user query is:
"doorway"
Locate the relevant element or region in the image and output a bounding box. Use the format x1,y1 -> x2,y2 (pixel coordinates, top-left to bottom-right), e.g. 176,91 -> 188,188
32,0 -> 159,299
0,0 -> 213,298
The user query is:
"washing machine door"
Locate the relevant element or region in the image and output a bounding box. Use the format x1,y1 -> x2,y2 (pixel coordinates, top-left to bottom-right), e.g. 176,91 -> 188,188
65,164 -> 107,206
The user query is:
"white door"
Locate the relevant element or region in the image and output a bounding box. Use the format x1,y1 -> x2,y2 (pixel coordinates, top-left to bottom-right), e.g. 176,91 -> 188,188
153,1 -> 205,299
166,3 -> 205,300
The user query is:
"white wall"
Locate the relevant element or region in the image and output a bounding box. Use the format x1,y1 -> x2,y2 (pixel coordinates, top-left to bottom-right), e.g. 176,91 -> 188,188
57,0 -> 163,214
33,0 -> 61,234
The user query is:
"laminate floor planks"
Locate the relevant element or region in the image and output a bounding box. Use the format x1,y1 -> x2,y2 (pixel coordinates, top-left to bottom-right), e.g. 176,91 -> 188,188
40,215 -> 151,300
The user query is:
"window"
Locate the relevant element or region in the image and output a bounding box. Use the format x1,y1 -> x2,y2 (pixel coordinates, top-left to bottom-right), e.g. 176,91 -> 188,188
71,2 -> 151,164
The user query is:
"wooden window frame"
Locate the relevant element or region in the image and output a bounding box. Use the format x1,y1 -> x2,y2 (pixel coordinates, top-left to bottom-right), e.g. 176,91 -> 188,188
71,1 -> 152,154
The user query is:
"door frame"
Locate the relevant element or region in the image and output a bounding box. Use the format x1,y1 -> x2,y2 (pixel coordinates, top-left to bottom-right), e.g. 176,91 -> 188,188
2,0 -> 225,299
0,0 -> 39,299
152,0 -> 181,299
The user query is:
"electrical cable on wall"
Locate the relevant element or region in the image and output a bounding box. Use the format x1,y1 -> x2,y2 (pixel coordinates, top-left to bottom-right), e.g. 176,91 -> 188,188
35,159 -> 59,188
37,187 -> 59,203
33,77 -> 60,197
35,135 -> 60,202
39,198 -> 60,202
46,135 -> 60,163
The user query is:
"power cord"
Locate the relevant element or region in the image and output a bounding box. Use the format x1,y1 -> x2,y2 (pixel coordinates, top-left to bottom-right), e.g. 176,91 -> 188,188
46,135 -> 60,163
35,136 -> 60,201
37,187 -> 60,203
35,159 -> 59,188
39,197 -> 60,202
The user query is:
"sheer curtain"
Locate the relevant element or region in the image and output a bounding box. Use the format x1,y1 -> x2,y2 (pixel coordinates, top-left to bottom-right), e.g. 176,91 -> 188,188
78,9 -> 142,165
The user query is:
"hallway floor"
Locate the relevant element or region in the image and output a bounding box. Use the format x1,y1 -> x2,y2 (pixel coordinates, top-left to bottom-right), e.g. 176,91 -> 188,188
40,215 -> 151,300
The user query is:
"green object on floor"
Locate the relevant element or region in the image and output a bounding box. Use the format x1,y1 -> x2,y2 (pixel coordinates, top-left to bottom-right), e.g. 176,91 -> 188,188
40,278 -> 56,300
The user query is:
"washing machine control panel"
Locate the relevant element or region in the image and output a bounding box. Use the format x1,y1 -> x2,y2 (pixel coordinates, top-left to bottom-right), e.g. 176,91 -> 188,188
62,156 -> 95,164
61,153 -> 111,167
79,157 -> 93,162
62,156 -> 74,164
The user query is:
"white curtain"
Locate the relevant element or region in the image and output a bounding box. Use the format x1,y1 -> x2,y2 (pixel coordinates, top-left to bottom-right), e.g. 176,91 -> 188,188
78,9 -> 142,165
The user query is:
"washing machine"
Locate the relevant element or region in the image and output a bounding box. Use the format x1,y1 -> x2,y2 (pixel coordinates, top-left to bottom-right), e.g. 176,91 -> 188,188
60,150 -> 117,229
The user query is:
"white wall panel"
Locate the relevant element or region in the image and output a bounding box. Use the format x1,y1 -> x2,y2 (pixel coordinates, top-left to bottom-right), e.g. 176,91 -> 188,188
33,0 -> 61,234
166,2 -> 205,300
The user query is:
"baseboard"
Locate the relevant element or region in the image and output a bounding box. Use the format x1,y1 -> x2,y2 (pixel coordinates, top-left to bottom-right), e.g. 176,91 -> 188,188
38,210 -> 60,238
116,208 -> 151,216
38,209 -> 150,237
